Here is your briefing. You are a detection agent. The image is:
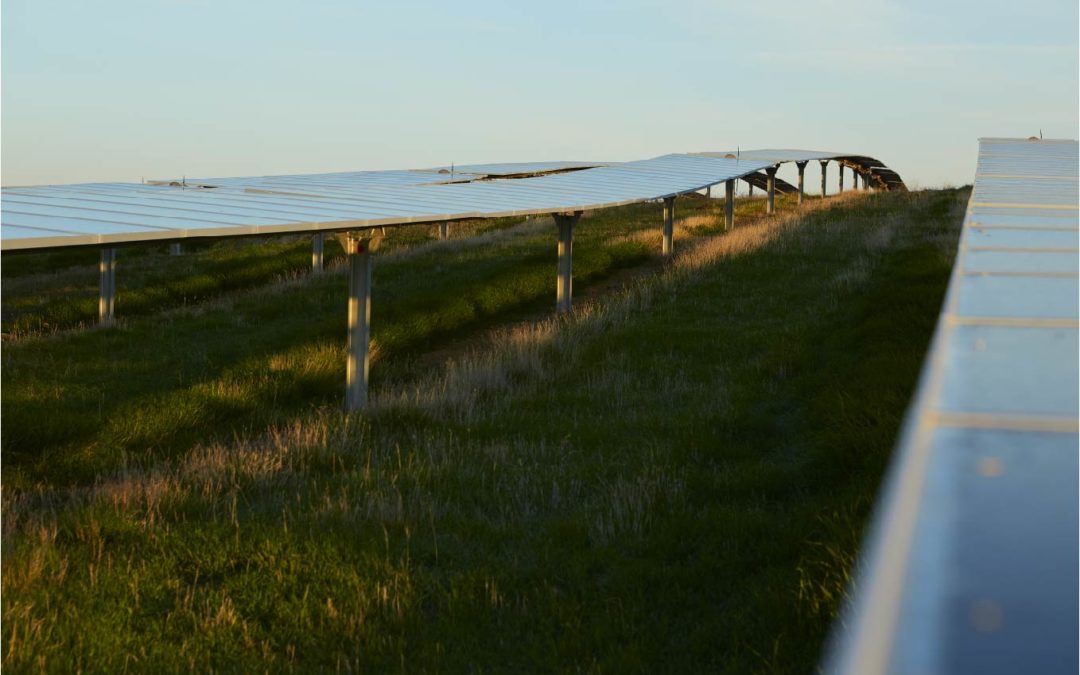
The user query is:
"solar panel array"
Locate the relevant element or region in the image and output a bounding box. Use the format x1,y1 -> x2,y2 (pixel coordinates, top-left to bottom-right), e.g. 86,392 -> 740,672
826,137 -> 1079,674
0,150 -> 900,252
10,136 -> 1070,668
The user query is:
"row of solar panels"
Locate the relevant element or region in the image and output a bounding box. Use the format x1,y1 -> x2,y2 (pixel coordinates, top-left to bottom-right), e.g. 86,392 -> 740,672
0,150 -> 903,252
825,137 -> 1079,674
695,149 -> 906,191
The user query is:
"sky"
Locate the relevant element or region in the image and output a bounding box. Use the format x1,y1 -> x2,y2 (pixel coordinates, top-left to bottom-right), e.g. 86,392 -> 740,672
2,0 -> 1077,189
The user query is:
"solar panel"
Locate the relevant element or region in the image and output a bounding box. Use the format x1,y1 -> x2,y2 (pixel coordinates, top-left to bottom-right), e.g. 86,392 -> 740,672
824,137 -> 1079,675
693,150 -> 908,191
1,151 -> 901,251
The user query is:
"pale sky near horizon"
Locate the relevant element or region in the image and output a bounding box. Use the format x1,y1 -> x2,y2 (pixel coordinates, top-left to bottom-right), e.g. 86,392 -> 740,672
2,0 -> 1077,189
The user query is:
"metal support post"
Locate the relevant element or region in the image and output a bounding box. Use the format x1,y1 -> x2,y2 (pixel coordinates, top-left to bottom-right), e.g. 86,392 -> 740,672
662,196 -> 676,255
706,185 -> 712,199
765,166 -> 778,214
796,161 -> 808,205
312,233 -> 325,273
748,183 -> 754,197
553,212 -> 580,313
819,160 -> 829,198
839,165 -> 845,193
99,248 -> 116,327
169,242 -> 183,256
724,179 -> 735,230
438,222 -> 450,240
345,235 -> 373,411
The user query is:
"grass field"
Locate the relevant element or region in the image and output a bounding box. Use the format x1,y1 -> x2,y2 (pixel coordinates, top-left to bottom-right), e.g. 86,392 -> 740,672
1,188 -> 966,673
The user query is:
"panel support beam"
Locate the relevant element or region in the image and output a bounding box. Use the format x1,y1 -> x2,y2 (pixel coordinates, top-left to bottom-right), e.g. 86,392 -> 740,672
98,248 -> 116,327
553,212 -> 580,314
724,179 -> 735,230
795,161 -> 809,205
819,160 -> 829,198
312,233 -> 325,274
662,196 -> 676,255
344,235 -> 374,412
765,166 -> 778,214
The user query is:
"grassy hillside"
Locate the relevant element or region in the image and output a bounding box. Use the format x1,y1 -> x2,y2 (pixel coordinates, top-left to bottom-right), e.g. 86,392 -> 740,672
1,188 -> 966,673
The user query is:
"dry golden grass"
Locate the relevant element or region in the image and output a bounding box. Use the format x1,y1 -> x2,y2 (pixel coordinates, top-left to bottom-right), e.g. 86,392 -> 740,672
373,192 -> 866,421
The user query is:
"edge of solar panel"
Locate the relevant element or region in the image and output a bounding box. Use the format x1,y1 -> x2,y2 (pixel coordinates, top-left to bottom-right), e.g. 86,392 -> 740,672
823,137 -> 1079,675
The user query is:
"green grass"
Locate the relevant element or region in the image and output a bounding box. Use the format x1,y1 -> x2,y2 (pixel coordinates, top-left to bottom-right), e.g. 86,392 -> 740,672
1,204 -> 676,486
1,189 -> 966,673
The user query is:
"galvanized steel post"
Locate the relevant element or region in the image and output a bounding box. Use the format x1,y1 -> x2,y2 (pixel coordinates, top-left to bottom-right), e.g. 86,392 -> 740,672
438,222 -> 450,240
748,183 -> 754,197
553,212 -> 580,313
169,243 -> 183,256
765,166 -> 778,214
796,161 -> 808,205
706,185 -> 712,199
819,160 -> 829,198
839,165 -> 845,193
98,248 -> 116,327
662,196 -> 676,255
345,235 -> 373,411
724,179 -> 735,230
312,233 -> 325,273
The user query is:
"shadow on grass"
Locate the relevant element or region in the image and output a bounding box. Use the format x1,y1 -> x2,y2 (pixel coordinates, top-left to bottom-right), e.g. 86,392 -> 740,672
3,211 -> 661,485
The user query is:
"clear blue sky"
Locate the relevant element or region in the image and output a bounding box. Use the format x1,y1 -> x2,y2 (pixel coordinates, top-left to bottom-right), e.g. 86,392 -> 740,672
3,0 -> 1077,189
